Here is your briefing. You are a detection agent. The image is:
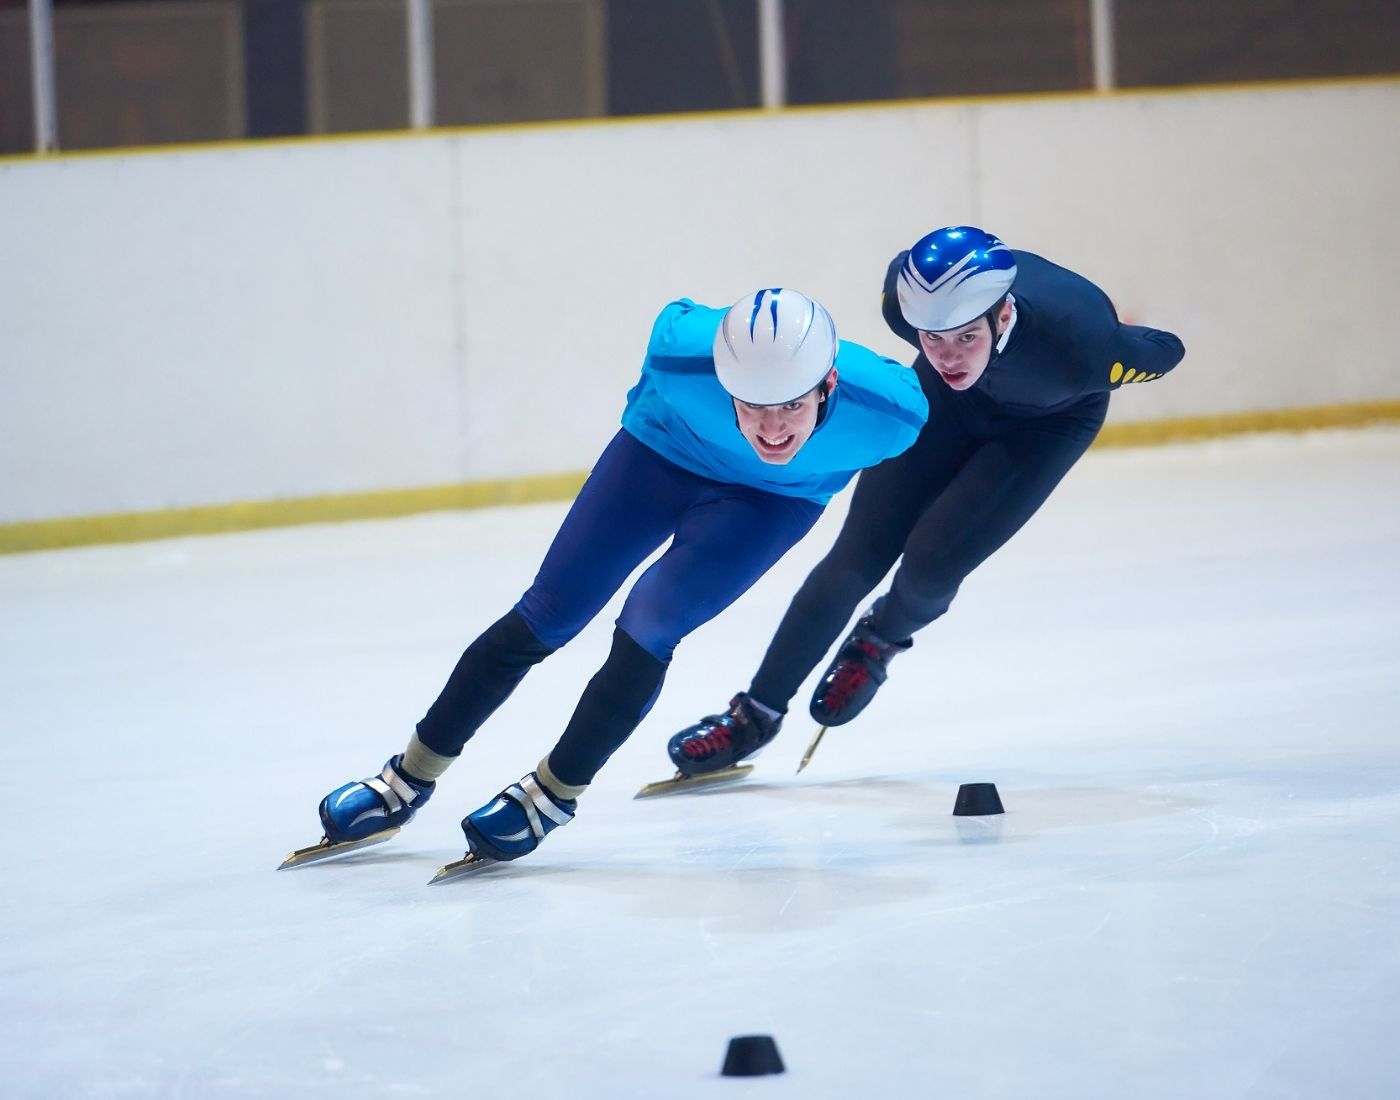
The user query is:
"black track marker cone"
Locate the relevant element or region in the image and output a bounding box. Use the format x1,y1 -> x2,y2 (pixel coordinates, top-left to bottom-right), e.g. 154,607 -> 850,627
953,782 -> 1004,816
721,1035 -> 785,1076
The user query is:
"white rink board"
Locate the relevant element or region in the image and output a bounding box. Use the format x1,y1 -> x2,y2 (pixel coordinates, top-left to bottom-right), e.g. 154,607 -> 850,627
2,81 -> 1399,520
0,139 -> 464,520
2,428 -> 1398,1098
450,106 -> 973,480
976,82 -> 1400,423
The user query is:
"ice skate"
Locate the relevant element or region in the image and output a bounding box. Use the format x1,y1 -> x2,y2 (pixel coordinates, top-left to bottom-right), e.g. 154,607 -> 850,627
633,764 -> 757,799
427,850 -> 501,885
636,693 -> 779,798
795,723 -> 829,774
279,755 -> 435,870
809,616 -> 911,727
279,829 -> 403,869
429,772 -> 575,884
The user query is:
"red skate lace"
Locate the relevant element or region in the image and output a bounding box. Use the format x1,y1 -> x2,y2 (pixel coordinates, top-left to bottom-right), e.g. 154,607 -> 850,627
681,725 -> 732,759
820,640 -> 881,712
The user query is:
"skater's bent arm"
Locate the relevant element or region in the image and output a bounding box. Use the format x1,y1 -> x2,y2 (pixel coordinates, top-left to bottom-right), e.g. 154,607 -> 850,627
1059,295 -> 1186,393
1098,323 -> 1186,390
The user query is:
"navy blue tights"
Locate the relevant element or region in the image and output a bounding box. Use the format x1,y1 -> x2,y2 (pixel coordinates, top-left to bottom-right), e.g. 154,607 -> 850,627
416,431 -> 822,786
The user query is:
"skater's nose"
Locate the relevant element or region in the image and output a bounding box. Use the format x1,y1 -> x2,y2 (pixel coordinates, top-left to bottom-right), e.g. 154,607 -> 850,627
757,407 -> 790,431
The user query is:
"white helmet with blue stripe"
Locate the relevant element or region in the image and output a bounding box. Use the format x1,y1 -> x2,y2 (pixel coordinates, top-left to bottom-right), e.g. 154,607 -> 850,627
713,288 -> 838,406
896,226 -> 1017,332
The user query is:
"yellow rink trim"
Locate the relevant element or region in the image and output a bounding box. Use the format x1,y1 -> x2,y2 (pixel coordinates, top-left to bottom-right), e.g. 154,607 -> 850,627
1092,400 -> 1400,449
3,400 -> 1399,556
0,472 -> 588,555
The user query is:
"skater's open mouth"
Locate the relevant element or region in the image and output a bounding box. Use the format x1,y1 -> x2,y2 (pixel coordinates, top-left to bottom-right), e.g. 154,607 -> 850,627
757,433 -> 795,451
939,368 -> 970,384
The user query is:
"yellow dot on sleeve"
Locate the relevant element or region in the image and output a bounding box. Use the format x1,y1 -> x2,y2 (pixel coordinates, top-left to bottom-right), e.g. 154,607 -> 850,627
1123,368 -> 1138,382
1110,362 -> 1124,384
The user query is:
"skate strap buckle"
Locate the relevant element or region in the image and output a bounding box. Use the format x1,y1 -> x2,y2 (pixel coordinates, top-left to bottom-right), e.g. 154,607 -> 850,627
504,775 -> 573,840
364,764 -> 421,814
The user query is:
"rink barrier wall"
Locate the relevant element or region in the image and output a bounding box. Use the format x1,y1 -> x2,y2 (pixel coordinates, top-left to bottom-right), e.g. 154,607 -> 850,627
5,76 -> 1399,530
3,400 -> 1398,556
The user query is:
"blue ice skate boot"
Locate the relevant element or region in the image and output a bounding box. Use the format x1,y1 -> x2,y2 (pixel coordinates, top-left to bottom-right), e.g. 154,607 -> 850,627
319,755 -> 436,843
460,772 -> 576,862
668,692 -> 782,777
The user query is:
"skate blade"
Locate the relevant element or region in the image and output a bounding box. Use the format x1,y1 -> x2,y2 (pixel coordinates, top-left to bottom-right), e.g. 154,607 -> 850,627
633,764 -> 754,799
277,827 -> 400,870
428,852 -> 501,885
795,726 -> 830,774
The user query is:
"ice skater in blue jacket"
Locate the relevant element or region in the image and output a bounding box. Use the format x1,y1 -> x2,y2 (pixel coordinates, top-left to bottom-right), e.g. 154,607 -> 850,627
298,288 -> 928,872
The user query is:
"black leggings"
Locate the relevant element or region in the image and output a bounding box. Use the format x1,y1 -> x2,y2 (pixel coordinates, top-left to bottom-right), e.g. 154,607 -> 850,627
748,374 -> 1107,711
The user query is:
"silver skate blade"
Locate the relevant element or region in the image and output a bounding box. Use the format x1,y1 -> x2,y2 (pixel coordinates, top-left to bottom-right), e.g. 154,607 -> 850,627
795,726 -> 829,774
428,852 -> 500,885
277,827 -> 400,870
633,764 -> 754,799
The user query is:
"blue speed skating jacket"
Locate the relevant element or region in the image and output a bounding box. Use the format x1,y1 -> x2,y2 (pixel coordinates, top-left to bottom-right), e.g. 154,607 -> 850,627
621,299 -> 928,505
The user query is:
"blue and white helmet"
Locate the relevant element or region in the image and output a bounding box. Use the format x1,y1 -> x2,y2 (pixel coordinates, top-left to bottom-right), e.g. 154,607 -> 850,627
896,226 -> 1017,332
713,288 -> 838,405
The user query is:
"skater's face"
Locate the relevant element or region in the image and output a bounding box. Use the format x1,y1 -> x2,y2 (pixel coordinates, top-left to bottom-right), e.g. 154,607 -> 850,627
733,368 -> 838,464
918,298 -> 1013,391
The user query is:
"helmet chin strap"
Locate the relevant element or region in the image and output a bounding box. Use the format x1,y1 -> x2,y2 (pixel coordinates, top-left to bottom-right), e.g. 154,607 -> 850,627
984,294 -> 1016,363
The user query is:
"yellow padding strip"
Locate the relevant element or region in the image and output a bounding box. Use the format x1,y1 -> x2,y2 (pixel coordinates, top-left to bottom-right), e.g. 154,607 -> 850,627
0,472 -> 586,556
3,400 -> 1398,555
1094,400 -> 1400,449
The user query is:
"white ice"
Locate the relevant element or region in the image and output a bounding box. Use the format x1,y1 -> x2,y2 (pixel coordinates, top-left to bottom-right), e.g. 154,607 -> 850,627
3,428 -> 1399,1098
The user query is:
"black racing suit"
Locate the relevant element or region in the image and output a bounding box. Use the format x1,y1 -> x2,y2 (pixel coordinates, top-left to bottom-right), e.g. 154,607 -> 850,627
748,249 -> 1186,711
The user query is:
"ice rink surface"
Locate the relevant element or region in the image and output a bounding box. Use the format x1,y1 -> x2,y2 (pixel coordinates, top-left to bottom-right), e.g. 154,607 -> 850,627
3,427 -> 1399,1098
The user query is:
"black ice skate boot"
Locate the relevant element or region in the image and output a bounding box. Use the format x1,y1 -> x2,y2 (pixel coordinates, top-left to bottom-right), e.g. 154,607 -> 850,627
809,617 -> 911,726
668,693 -> 783,777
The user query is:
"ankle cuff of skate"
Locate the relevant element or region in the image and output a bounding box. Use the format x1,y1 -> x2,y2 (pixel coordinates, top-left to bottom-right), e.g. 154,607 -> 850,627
401,733 -> 454,783
536,756 -> 588,802
745,694 -> 785,723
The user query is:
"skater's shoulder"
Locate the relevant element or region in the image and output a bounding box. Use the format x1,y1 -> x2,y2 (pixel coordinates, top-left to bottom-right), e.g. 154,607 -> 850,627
645,298 -> 725,362
834,341 -> 925,415
1011,252 -> 1115,317
824,344 -> 927,461
880,251 -> 921,350
883,250 -> 910,288
1006,253 -> 1121,363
